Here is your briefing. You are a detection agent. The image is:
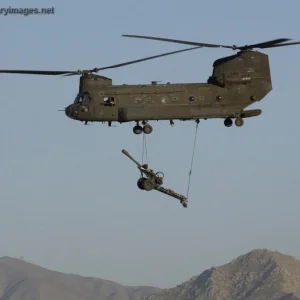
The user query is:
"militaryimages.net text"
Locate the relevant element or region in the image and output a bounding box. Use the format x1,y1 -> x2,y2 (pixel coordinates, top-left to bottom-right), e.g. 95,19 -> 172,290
0,7 -> 55,16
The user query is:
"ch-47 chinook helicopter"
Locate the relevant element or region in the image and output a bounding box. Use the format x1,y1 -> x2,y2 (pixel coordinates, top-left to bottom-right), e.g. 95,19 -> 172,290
1,37 -> 300,135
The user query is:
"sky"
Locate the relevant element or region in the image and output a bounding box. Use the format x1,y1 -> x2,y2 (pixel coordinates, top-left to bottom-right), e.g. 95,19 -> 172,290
0,0 -> 300,289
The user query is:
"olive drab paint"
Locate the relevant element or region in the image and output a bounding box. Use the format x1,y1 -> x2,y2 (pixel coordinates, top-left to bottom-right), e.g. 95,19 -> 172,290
0,36 -> 299,134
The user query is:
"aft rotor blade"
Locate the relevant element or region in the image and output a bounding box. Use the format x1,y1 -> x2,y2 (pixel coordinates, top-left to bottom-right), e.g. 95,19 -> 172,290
122,34 -> 232,48
259,40 -> 300,48
123,35 -> 294,50
238,38 -> 291,50
0,70 -> 77,75
95,46 -> 202,71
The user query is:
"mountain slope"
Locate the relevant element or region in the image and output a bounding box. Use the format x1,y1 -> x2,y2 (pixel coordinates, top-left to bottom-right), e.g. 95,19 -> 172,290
137,249 -> 300,300
0,256 -> 160,300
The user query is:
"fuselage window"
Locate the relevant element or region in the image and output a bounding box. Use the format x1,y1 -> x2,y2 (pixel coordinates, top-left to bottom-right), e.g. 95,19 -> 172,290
104,96 -> 115,106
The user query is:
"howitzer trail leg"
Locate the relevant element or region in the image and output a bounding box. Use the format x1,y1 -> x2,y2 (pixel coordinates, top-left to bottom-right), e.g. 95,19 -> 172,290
154,185 -> 188,208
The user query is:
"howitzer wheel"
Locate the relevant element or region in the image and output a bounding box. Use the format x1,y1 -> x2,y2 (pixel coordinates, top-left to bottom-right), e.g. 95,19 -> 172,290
137,178 -> 145,190
142,179 -> 154,191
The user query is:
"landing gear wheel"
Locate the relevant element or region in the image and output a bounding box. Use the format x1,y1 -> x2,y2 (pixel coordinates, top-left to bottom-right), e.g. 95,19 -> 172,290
142,179 -> 154,191
133,125 -> 143,134
235,117 -> 244,127
224,118 -> 233,127
143,124 -> 153,134
137,178 -> 145,190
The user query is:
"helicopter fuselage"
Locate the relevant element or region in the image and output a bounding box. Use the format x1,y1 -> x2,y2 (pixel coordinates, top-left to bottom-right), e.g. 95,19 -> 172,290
65,50 -> 272,133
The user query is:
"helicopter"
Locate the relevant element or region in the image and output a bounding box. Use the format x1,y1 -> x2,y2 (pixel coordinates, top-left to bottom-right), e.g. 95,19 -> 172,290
1,37 -> 300,135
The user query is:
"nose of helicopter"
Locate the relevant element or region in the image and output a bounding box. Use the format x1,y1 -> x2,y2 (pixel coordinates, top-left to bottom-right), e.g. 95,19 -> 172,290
65,105 -> 78,119
65,106 -> 71,117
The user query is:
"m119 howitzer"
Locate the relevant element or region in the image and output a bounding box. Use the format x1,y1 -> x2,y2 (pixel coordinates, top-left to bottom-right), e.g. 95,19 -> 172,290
122,149 -> 188,208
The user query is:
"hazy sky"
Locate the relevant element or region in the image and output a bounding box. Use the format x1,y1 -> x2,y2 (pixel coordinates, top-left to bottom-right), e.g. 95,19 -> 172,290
0,0 -> 300,289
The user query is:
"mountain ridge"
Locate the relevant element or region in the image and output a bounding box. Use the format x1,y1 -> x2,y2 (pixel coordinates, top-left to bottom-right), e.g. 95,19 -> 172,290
1,249 -> 300,300
137,249 -> 300,300
0,256 -> 160,300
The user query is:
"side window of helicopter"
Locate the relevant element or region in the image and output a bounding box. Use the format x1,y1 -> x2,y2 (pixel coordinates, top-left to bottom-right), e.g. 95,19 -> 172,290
104,96 -> 115,106
189,96 -> 195,102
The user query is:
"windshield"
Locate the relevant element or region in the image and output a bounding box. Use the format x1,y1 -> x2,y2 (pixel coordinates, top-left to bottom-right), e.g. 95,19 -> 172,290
74,92 -> 91,104
74,94 -> 82,104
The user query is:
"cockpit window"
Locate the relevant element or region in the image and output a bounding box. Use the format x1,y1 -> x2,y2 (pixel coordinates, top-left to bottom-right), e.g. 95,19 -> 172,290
82,93 -> 91,104
74,92 -> 91,104
74,94 -> 82,103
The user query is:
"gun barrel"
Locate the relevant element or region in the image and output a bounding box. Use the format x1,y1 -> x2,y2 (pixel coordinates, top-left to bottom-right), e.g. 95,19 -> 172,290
122,149 -> 143,168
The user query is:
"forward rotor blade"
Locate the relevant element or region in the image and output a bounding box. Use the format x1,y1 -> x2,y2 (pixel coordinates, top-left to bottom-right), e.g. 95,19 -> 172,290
56,47 -> 203,76
95,46 -> 202,71
122,34 -> 232,48
0,70 -> 77,75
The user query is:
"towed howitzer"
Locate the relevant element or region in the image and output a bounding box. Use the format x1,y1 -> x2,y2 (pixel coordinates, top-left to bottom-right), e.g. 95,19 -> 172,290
122,149 -> 188,208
